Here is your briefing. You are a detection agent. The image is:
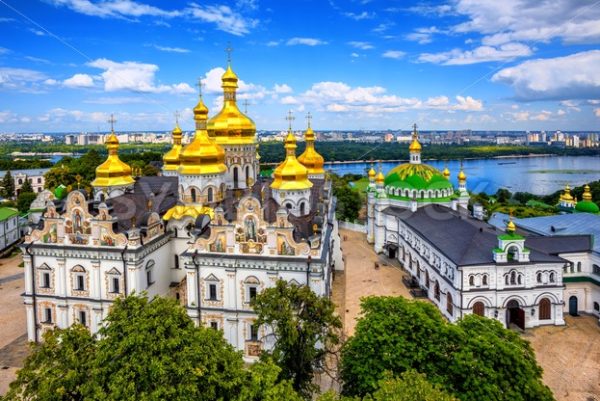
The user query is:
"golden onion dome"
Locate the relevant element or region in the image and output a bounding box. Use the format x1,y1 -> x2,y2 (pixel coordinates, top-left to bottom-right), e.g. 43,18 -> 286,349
376,170 -> 385,185
162,124 -> 183,171
179,97 -> 227,176
443,166 -> 450,179
270,132 -> 313,191
583,184 -> 592,201
458,169 -> 467,182
298,125 -> 325,175
562,184 -> 574,201
368,166 -> 376,179
408,123 -> 422,153
91,133 -> 135,188
507,218 -> 516,233
207,63 -> 256,145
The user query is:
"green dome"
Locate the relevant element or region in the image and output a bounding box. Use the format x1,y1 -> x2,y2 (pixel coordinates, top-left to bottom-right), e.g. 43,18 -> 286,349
54,184 -> 67,200
575,200 -> 599,213
384,163 -> 453,191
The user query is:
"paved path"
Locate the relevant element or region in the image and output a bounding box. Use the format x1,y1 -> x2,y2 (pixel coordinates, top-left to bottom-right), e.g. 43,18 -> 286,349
0,273 -> 24,285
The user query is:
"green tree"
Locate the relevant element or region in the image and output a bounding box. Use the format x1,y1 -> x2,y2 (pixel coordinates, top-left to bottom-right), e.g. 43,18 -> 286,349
1,170 -> 15,198
235,358 -> 303,401
44,165 -> 76,191
340,296 -> 554,401
3,324 -> 95,401
85,295 -> 246,400
252,280 -> 343,398
20,176 -> 33,193
16,192 -> 37,213
367,371 -> 458,401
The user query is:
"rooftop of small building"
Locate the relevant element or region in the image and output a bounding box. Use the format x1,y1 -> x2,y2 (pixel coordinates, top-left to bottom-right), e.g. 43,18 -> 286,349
0,168 -> 50,178
489,212 -> 600,254
382,204 -> 591,266
0,207 -> 19,221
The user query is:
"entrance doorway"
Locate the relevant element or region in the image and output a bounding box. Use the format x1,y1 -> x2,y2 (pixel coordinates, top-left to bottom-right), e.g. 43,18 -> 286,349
569,296 -> 578,316
506,299 -> 525,330
388,246 -> 396,259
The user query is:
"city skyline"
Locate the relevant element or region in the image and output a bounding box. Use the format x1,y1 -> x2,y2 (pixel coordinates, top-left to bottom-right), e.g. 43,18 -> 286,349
1,0 -> 600,132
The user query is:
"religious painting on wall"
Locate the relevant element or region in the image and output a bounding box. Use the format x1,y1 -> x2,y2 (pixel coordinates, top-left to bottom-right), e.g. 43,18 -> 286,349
209,232 -> 226,253
244,216 -> 257,241
277,234 -> 295,256
99,226 -> 115,246
42,224 -> 57,244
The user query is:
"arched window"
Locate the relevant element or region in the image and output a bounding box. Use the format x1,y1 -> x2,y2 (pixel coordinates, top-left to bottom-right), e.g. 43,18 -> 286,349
286,203 -> 292,209
246,166 -> 250,183
434,282 -> 440,301
539,298 -> 551,320
507,246 -> 518,261
482,275 -> 488,286
536,272 -> 542,283
233,167 -> 239,188
446,293 -> 453,315
570,263 -> 574,273
517,275 -> 522,285
145,260 -> 155,288
510,271 -> 516,285
190,188 -> 197,203
577,262 -> 582,272
207,187 -> 213,203
549,272 -> 555,283
425,270 -> 430,288
469,275 -> 475,286
17,178 -> 23,185
594,302 -> 599,312
244,276 -> 260,303
473,301 -> 484,316
505,275 -> 509,285
300,202 -> 306,215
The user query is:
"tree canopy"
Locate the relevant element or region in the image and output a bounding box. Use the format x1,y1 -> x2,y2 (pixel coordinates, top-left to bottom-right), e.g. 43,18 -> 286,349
252,280 -> 342,398
3,294 -> 301,401
1,170 -> 15,198
340,296 -> 554,401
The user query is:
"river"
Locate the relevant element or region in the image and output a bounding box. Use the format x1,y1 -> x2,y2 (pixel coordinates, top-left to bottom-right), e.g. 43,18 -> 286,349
324,155 -> 600,195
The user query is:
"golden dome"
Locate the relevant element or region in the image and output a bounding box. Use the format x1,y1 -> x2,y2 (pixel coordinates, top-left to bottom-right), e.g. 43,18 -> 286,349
298,124 -> 325,175
368,166 -> 376,179
376,170 -> 385,185
507,218 -> 516,233
409,123 -> 422,153
458,169 -> 466,182
583,184 -> 592,201
270,132 -> 313,191
163,204 -> 214,221
162,124 -> 183,171
91,133 -> 135,188
179,97 -> 227,176
207,63 -> 256,145
562,184 -> 574,201
443,166 -> 450,179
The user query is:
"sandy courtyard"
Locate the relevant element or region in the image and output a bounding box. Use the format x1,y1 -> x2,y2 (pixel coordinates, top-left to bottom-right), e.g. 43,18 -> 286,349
338,228 -> 600,401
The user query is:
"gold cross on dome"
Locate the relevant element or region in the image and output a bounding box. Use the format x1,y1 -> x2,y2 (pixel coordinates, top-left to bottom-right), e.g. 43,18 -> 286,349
243,99 -> 250,114
174,110 -> 180,126
108,114 -> 116,132
412,123 -> 418,138
306,112 -> 312,128
285,110 -> 295,131
225,42 -> 233,63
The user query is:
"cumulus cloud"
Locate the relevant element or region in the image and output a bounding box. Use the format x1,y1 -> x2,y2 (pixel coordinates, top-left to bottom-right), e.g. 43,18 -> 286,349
63,73 -> 94,88
382,50 -> 406,59
280,96 -> 298,105
48,0 -> 180,18
273,84 -> 292,94
200,67 -> 268,101
348,41 -> 374,50
452,0 -> 600,45
286,37 -> 327,46
595,108 -> 600,118
87,58 -> 194,94
492,50 -> 600,100
418,43 -> 532,65
187,4 -> 257,36
0,67 -> 47,91
405,26 -> 443,44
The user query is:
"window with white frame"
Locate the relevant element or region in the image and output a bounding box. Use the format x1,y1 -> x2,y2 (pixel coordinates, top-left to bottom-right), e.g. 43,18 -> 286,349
146,260 -> 155,288
78,310 -> 87,326
210,321 -> 219,330
111,277 -> 120,293
249,323 -> 259,341
244,276 -> 260,303
40,270 -> 51,288
71,266 -> 87,291
205,274 -> 219,301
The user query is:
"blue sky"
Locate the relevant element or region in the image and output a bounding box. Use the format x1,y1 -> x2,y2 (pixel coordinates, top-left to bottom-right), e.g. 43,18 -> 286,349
1,0 -> 600,133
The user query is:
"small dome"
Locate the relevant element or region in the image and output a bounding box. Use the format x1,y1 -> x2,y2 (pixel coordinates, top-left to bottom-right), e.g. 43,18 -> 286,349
507,219 -> 516,233
443,166 -> 450,179
270,132 -> 313,191
384,163 -> 452,192
409,138 -> 422,152
368,167 -> 376,178
575,200 -> 599,213
375,171 -> 385,184
162,124 -> 184,171
91,133 -> 134,188
458,169 -> 466,181
298,126 -> 325,175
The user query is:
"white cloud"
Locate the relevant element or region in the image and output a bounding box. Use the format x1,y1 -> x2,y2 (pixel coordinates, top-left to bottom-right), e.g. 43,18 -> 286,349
266,40 -> 280,47
595,108 -> 600,118
44,79 -> 58,86
0,47 -> 9,55
372,22 -> 394,33
281,96 -> 298,105
84,96 -> 152,104
29,28 -> 46,36
273,84 -> 292,94
382,50 -> 406,59
187,4 -> 257,36
201,67 -> 267,101
49,1 -> 258,36
531,110 -> 552,121
348,41 -> 374,50
405,4 -> 454,16
286,37 -> 327,46
87,58 -> 194,94
588,99 -> 600,105
351,52 -> 360,58
343,11 -> 374,20
453,96 -> 484,111
0,67 -> 47,91
418,43 -> 532,65
492,50 -> 600,100
557,109 -> 566,116
153,45 -> 190,53
63,73 -> 94,88
405,26 -> 443,44
452,0 -> 600,45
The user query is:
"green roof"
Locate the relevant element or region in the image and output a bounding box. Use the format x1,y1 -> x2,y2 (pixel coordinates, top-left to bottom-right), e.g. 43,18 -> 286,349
575,200 -> 599,214
384,162 -> 453,191
54,184 -> 67,200
0,207 -> 19,221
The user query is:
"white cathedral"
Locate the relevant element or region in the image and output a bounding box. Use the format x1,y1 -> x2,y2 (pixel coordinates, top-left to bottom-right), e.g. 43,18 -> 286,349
21,61 -> 344,360
367,127 -> 595,329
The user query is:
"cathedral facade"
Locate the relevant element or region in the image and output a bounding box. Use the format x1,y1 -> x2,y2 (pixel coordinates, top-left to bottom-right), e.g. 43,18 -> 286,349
367,129 -> 592,329
22,62 -> 343,360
